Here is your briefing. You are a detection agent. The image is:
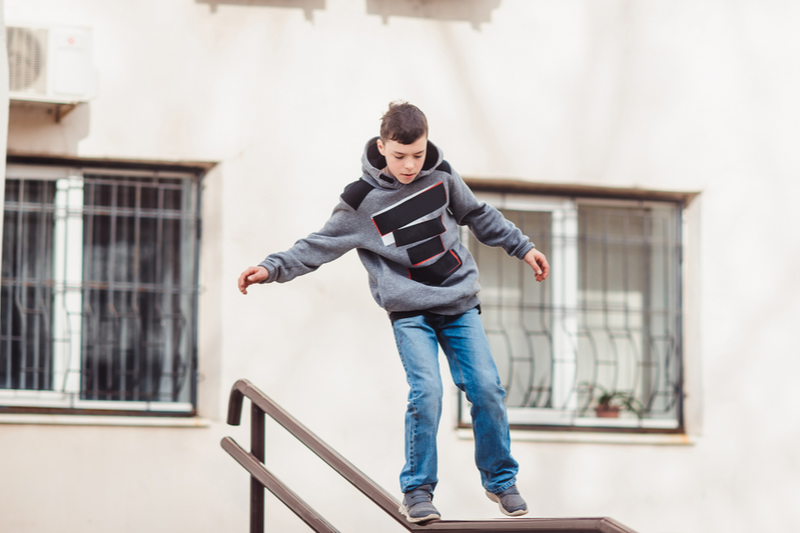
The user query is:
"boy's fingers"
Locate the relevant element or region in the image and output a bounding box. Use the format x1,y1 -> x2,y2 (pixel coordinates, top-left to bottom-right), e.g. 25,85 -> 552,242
238,269 -> 255,293
238,266 -> 268,291
533,256 -> 549,281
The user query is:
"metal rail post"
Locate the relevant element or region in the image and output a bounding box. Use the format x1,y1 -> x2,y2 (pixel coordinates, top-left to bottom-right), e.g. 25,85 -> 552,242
250,402 -> 265,533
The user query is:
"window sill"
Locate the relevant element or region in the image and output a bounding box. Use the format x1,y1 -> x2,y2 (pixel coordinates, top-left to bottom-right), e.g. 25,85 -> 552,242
0,413 -> 211,428
457,428 -> 696,446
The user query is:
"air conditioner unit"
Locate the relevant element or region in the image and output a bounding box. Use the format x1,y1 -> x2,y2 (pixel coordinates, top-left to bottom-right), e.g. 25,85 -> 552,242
6,24 -> 97,104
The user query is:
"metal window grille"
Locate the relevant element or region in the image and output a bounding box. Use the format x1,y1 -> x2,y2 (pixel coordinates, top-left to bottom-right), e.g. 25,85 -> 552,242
463,195 -> 683,432
0,167 -> 200,414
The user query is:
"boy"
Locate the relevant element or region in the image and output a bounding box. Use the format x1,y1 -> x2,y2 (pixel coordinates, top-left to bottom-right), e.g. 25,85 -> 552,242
238,102 -> 549,523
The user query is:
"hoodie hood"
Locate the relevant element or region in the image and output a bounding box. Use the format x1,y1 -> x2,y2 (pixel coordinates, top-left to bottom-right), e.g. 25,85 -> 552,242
361,136 -> 444,190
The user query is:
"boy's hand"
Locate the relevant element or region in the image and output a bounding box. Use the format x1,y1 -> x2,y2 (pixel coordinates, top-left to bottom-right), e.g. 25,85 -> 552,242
523,248 -> 549,282
238,266 -> 269,294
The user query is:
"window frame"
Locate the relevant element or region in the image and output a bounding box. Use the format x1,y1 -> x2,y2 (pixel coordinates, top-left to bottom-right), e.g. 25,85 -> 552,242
459,179 -> 696,434
0,156 -> 210,417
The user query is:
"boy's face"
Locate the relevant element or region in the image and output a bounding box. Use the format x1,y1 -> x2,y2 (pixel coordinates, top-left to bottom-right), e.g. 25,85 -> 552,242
377,135 -> 427,185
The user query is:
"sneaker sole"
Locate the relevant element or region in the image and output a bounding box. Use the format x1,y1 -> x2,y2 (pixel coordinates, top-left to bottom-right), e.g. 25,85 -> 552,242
398,505 -> 441,523
485,490 -> 529,517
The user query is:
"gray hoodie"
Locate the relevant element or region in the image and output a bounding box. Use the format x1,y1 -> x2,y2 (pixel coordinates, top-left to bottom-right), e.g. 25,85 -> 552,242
259,137 -> 534,316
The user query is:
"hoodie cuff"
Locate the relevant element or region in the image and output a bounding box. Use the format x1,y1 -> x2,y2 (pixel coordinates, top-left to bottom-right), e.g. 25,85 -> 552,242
516,241 -> 536,260
257,261 -> 275,283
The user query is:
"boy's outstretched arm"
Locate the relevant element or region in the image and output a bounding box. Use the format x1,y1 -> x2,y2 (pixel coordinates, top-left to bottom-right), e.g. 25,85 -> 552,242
238,265 -> 269,295
523,248 -> 550,282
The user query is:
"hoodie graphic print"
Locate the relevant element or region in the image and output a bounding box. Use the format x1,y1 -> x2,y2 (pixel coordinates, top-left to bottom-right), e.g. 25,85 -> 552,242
259,137 -> 534,316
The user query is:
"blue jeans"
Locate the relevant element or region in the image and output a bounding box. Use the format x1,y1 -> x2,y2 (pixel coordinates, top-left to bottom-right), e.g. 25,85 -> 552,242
392,308 -> 518,494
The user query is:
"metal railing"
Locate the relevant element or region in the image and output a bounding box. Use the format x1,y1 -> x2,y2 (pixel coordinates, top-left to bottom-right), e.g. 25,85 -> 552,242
221,379 -> 641,533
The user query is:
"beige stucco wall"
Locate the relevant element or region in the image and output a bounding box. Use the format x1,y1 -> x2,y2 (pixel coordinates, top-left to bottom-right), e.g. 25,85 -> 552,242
0,0 -> 7,269
2,1 -> 800,532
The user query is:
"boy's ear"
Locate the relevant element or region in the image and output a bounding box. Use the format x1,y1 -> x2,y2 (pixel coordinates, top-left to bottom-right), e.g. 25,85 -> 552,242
376,138 -> 385,155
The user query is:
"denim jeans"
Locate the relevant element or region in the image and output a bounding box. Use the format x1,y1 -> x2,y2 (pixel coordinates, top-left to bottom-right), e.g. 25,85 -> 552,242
392,308 -> 518,494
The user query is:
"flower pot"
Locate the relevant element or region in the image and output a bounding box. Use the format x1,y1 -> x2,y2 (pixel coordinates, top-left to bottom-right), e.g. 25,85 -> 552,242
595,405 -> 620,418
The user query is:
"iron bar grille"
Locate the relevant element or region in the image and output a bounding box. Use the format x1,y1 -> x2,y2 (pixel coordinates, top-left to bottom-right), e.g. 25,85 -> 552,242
0,168 -> 200,414
464,197 -> 683,432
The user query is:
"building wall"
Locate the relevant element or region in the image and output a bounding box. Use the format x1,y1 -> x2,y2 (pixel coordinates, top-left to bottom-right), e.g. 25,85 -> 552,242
2,1 -> 800,532
0,0 -> 7,268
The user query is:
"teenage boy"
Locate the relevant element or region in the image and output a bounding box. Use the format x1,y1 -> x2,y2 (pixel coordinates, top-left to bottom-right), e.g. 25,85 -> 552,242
238,102 -> 549,523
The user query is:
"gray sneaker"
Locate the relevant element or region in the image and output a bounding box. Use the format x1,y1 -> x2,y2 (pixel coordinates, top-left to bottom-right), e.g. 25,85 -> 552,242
486,484 -> 529,517
399,485 -> 441,523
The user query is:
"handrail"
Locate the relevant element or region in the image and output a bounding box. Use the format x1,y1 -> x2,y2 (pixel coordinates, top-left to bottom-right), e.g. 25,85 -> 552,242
222,378 -> 640,533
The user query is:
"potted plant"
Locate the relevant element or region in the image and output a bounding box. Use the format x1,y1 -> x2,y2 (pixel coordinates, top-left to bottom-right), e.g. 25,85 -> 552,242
580,383 -> 644,419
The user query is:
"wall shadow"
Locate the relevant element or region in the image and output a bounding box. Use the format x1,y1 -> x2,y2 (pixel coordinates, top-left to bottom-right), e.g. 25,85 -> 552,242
366,0 -> 502,30
196,0 -> 326,21
7,101 -> 91,156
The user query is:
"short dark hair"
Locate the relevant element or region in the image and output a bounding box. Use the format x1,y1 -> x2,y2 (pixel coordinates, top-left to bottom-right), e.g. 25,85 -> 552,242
380,101 -> 428,145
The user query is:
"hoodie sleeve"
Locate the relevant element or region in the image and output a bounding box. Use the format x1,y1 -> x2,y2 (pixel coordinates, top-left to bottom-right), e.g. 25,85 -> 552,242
447,168 -> 535,260
258,200 -> 362,283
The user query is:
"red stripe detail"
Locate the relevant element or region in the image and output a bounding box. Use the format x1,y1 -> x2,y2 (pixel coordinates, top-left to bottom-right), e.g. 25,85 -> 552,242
412,252 -> 445,267
445,250 -> 461,274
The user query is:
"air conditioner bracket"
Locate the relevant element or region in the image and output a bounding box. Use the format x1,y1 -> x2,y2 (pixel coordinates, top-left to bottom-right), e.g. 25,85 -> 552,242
10,99 -> 79,124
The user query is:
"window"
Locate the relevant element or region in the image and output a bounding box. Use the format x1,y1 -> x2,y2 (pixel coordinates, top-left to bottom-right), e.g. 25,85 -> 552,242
461,189 -> 684,432
0,164 -> 201,415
